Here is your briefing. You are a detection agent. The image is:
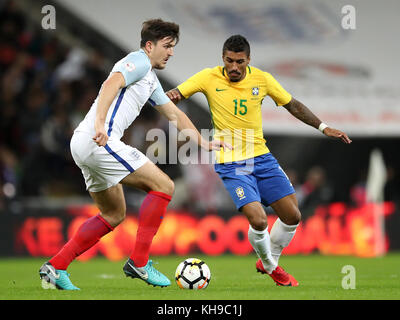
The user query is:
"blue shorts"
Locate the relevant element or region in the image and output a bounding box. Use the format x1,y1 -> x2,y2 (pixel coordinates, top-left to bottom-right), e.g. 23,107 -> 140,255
214,153 -> 295,210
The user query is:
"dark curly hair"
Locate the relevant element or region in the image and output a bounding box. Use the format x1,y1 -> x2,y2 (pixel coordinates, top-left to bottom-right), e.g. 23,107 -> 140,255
222,35 -> 250,57
140,18 -> 180,48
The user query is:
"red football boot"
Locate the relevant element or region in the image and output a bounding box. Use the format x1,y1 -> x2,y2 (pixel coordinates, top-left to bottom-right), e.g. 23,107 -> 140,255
256,258 -> 299,287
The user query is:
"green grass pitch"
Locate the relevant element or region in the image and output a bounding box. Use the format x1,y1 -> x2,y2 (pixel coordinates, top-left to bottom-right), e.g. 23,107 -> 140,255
1,253 -> 399,300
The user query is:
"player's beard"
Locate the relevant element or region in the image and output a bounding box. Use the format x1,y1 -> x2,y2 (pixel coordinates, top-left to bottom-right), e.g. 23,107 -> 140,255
228,72 -> 241,82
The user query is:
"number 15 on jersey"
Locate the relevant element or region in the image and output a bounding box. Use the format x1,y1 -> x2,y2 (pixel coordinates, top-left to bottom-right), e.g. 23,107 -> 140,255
233,99 -> 247,115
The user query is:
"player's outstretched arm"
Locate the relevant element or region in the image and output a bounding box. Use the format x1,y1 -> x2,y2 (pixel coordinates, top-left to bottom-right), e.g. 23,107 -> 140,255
283,98 -> 352,144
155,101 -> 232,151
321,126 -> 352,144
165,88 -> 184,104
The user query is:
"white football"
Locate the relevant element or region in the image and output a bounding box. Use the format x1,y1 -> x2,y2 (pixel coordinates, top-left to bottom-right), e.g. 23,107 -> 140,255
175,258 -> 211,290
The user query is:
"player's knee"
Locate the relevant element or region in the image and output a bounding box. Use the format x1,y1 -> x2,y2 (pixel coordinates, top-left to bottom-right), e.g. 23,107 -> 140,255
113,212 -> 126,226
103,207 -> 126,227
115,210 -> 126,225
167,178 -> 175,196
283,209 -> 301,226
249,214 -> 268,231
168,179 -> 175,196
158,178 -> 174,196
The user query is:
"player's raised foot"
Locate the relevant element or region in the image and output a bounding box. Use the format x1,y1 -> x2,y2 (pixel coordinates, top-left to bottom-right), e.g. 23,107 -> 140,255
256,258 -> 299,287
39,262 -> 80,290
123,258 -> 171,287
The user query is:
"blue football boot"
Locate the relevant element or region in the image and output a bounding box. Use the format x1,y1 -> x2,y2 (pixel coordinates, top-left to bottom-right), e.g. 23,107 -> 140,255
39,262 -> 80,290
123,258 -> 171,287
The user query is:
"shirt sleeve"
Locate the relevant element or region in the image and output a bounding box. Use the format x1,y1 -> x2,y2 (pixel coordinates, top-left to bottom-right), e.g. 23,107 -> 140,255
177,68 -> 210,98
148,79 -> 170,107
111,52 -> 151,87
264,72 -> 292,106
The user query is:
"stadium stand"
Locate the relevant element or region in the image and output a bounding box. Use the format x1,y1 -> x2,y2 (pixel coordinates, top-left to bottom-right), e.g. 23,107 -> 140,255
1,0 -> 399,218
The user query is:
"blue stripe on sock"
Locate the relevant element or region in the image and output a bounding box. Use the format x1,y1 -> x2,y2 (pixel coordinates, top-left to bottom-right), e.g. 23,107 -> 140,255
104,144 -> 135,173
107,87 -> 126,136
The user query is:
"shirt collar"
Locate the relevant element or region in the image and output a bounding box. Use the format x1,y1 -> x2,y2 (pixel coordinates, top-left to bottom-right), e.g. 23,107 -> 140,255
139,48 -> 151,64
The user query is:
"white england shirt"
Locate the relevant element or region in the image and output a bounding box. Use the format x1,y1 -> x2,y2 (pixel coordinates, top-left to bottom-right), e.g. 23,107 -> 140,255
74,49 -> 170,140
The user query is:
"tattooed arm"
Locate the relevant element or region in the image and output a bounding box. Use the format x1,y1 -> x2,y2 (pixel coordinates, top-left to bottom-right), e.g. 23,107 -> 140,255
283,98 -> 352,144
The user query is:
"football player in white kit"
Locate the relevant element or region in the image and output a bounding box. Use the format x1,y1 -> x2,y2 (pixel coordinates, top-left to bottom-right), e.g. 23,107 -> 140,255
39,19 -> 229,290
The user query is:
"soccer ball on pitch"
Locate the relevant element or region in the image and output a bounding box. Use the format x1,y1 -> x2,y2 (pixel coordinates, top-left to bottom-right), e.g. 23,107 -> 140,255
175,258 -> 211,290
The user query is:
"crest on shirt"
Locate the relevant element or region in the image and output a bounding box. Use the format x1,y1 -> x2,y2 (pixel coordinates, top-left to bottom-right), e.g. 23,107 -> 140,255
252,87 -> 259,96
235,186 -> 246,200
131,149 -> 141,160
125,62 -> 136,72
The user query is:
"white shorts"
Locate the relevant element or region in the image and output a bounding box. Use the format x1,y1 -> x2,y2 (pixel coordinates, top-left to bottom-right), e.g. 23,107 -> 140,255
70,131 -> 149,192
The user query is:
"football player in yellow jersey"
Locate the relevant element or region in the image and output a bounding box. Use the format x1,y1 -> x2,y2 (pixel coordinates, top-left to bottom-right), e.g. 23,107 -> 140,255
167,35 -> 351,287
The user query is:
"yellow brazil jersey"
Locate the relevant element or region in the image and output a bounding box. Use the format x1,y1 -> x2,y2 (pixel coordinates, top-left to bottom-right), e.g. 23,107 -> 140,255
177,66 -> 292,163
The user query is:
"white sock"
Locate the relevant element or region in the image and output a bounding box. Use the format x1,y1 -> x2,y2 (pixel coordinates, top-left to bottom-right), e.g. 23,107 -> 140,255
248,225 -> 277,274
270,218 -> 298,264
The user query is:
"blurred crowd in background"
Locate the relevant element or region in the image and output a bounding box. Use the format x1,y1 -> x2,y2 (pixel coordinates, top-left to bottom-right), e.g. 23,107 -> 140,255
1,0 -> 399,215
0,0 -> 107,205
